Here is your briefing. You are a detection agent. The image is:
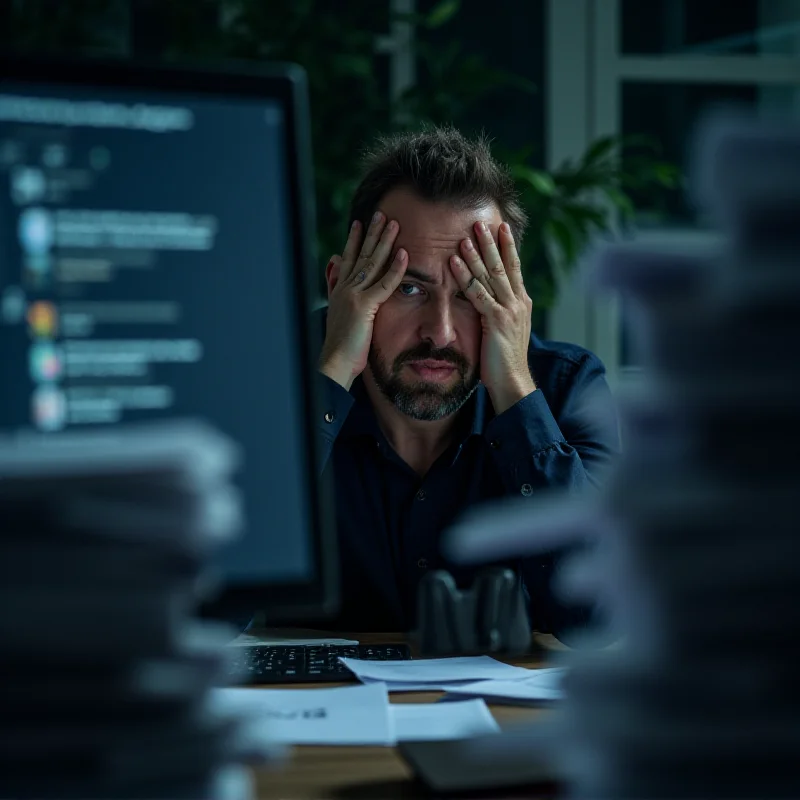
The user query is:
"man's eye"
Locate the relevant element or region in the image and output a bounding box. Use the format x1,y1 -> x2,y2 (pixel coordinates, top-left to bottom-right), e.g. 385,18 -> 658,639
397,283 -> 422,297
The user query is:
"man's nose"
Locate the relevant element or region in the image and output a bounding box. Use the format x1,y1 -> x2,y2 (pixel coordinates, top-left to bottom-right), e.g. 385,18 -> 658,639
419,299 -> 456,349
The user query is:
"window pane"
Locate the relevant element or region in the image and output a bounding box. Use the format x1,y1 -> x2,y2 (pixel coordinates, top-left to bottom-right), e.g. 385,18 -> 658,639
622,81 -> 800,227
621,0 -> 800,56
619,80 -> 800,368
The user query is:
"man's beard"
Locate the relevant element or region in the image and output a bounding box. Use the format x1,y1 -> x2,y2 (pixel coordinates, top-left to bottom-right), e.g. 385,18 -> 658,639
368,341 -> 479,422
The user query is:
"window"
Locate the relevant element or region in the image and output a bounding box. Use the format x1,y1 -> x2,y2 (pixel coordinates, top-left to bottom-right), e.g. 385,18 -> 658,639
620,0 -> 800,57
546,0 -> 800,386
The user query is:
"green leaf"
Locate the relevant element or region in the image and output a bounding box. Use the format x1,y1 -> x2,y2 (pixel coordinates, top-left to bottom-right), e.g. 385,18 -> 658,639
331,53 -> 372,78
426,0 -> 461,28
601,186 -> 636,222
653,162 -> 682,187
544,217 -> 578,267
581,135 -> 618,167
558,202 -> 609,230
511,166 -> 557,196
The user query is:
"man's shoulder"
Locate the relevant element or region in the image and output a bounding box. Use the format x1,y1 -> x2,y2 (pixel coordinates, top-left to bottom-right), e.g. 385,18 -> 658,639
527,334 -> 607,392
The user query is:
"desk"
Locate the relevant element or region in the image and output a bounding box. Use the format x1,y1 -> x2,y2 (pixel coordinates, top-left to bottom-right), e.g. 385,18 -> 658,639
249,632 -> 563,800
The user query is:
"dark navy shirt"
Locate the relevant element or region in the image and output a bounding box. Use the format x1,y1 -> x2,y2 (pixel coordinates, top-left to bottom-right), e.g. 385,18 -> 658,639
315,330 -> 621,637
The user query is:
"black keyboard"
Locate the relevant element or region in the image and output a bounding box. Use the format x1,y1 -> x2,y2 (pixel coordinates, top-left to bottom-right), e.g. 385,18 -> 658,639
228,643 -> 412,684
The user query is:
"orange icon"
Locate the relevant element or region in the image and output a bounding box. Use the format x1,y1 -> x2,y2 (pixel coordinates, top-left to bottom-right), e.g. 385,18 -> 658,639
27,301 -> 58,338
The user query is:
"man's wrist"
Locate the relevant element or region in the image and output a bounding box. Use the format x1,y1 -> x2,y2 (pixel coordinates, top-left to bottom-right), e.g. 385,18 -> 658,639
488,374 -> 537,415
319,357 -> 355,392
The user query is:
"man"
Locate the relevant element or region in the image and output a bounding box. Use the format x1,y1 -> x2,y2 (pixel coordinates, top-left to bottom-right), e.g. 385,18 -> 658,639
315,127 -> 620,638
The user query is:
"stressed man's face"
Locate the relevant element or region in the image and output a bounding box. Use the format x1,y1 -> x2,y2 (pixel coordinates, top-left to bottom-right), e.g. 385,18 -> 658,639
366,187 -> 502,421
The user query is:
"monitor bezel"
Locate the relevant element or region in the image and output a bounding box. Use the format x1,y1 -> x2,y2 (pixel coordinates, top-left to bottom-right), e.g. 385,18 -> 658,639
0,55 -> 339,623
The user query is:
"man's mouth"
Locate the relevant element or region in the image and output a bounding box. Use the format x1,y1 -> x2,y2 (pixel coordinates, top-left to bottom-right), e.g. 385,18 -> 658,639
407,360 -> 458,382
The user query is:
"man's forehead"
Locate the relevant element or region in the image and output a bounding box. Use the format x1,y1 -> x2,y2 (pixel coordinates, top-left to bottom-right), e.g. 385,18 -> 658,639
377,187 -> 501,239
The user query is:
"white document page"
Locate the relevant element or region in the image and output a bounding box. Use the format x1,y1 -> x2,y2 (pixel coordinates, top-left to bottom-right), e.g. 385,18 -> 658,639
339,655 -> 531,685
444,667 -> 567,703
359,676 -> 477,693
211,683 -> 393,746
229,629 -> 358,647
391,699 -> 500,741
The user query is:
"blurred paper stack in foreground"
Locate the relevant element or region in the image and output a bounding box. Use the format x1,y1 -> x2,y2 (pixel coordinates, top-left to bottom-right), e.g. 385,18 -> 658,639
0,421 -> 270,799
556,118 -> 800,798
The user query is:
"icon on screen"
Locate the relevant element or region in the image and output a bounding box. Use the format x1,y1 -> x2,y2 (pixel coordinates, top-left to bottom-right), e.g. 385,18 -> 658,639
29,342 -> 63,382
42,143 -> 68,169
31,385 -> 67,432
27,301 -> 58,338
18,207 -> 55,255
89,146 -> 111,171
1,286 -> 26,325
11,167 -> 46,205
24,253 -> 53,289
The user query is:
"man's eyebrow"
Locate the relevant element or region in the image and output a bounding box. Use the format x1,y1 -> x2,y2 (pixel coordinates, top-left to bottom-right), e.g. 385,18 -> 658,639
403,268 -> 438,284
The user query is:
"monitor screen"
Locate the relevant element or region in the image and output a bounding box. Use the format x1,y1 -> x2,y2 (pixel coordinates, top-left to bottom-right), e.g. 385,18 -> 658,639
0,59 -> 335,619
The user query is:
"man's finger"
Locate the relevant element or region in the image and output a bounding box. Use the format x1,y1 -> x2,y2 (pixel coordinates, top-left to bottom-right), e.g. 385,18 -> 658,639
367,247 -> 408,302
339,220 -> 363,282
449,255 -> 496,314
459,237 -> 496,300
353,219 -> 399,291
499,222 -> 526,298
358,211 -> 387,261
474,221 -> 514,304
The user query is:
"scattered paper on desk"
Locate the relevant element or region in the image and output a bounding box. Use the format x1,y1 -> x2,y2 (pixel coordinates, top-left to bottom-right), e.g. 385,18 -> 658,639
391,699 -> 500,741
360,676 -> 477,693
339,655 -> 531,685
211,683 -> 393,746
229,628 -> 358,647
444,667 -> 567,704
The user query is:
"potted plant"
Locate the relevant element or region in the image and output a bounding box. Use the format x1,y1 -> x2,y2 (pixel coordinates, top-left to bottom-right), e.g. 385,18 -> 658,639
6,0 -> 680,322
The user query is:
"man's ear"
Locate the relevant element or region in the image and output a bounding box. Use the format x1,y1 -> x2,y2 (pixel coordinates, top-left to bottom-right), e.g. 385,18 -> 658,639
325,255 -> 342,297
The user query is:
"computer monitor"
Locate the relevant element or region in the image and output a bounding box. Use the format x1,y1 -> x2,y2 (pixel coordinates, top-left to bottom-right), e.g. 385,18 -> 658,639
0,55 -> 338,622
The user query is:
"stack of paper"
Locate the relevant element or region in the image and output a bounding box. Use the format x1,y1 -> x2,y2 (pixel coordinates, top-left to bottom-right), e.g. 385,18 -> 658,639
339,654 -> 532,692
442,117 -> 800,799
551,117 -> 800,799
0,421 -> 272,799
443,667 -> 566,705
213,683 -> 499,745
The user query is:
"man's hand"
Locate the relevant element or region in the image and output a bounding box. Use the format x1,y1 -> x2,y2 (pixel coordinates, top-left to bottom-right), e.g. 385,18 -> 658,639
319,212 -> 407,391
449,221 -> 536,414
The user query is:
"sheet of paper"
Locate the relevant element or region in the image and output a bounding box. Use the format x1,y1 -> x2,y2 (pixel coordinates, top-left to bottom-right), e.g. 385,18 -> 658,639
339,655 -> 531,685
229,628 -> 358,647
210,683 -> 392,746
360,676 -> 477,693
391,699 -> 500,741
444,667 -> 567,704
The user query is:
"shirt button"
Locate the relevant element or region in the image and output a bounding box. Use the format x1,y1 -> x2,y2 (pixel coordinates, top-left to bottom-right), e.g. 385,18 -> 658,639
323,411 -> 335,424
520,483 -> 533,497
416,489 -> 426,501
489,439 -> 500,449
417,558 -> 429,570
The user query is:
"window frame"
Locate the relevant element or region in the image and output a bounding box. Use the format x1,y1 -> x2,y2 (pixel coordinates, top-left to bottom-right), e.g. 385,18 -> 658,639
546,0 -> 800,388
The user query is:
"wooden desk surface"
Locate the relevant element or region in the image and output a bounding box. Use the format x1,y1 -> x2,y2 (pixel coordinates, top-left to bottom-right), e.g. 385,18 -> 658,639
249,632 -> 563,800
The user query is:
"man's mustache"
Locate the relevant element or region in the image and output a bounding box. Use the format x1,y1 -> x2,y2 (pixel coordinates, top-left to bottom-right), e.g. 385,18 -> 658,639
393,343 -> 470,375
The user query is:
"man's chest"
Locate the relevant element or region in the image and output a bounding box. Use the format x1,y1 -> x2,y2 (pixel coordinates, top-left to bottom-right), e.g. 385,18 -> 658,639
331,439 -> 506,568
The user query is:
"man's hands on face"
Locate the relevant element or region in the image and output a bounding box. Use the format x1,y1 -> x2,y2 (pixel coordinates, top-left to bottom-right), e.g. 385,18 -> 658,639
319,212 -> 408,391
449,221 -> 536,415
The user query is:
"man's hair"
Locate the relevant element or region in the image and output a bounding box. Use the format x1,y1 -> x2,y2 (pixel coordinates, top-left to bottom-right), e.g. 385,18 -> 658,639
348,126 -> 528,246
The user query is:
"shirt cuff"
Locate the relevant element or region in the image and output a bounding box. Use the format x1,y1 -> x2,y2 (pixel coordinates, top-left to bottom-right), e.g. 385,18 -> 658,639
317,371 -> 355,448
484,389 -> 565,457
